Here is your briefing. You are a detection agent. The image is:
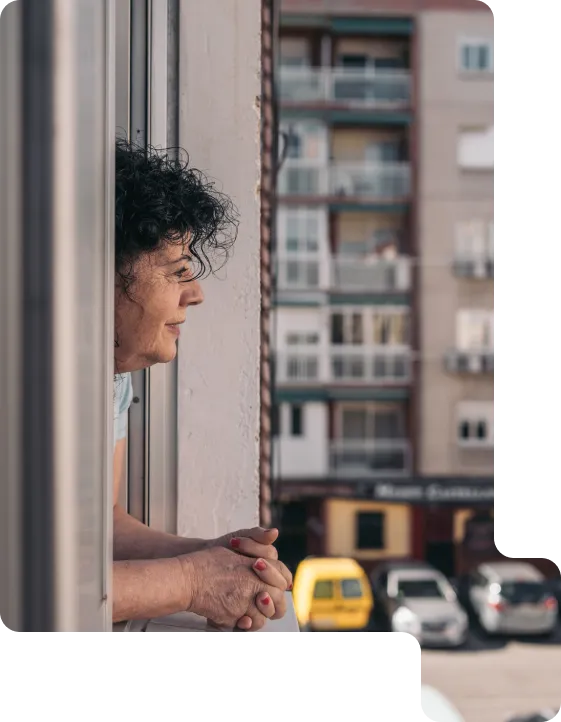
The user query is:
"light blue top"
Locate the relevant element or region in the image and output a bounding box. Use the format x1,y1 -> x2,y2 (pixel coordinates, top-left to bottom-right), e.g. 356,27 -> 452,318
114,373 -> 133,448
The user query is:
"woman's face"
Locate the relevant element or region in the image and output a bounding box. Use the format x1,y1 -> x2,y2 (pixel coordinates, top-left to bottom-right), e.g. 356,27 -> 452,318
114,241 -> 204,372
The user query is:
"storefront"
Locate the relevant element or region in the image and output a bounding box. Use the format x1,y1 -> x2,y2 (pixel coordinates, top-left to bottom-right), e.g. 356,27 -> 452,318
371,477 -> 494,578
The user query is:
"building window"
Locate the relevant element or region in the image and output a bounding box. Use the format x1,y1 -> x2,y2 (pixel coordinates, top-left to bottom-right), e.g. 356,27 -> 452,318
286,332 -> 319,346
280,37 -> 310,68
458,126 -> 494,170
340,405 -> 404,440
284,209 -> 321,253
356,512 -> 385,550
331,309 -> 409,346
459,41 -> 493,73
290,404 -> 304,437
457,401 -> 494,447
456,310 -> 494,350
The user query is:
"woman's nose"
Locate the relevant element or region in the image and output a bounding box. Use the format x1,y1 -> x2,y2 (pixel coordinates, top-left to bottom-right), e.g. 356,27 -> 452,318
181,279 -> 204,307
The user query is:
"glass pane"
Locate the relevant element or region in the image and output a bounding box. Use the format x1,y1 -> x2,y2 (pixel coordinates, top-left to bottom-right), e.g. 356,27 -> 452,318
351,313 -> 363,344
331,314 -> 344,344
342,409 -> 367,439
374,412 -> 400,438
313,580 -> 334,599
341,579 -> 363,599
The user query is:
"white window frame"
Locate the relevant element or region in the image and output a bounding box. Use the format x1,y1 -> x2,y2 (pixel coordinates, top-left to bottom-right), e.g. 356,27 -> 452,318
278,206 -> 326,254
457,401 -> 494,448
458,38 -> 494,73
456,310 -> 494,351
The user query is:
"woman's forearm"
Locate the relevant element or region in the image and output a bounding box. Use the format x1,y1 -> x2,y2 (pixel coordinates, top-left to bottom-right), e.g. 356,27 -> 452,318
113,557 -> 192,623
113,504 -> 207,561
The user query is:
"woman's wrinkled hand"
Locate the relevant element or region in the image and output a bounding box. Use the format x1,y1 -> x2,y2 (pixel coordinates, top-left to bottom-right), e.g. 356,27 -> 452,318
179,546 -> 292,631
212,527 -> 279,561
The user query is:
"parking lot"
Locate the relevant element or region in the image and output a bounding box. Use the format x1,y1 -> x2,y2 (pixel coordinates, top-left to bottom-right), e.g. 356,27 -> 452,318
421,627 -> 561,722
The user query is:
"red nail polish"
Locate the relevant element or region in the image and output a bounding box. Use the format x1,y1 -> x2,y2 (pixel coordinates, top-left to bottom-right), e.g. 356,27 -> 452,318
262,596 -> 271,605
254,559 -> 267,571
288,584 -> 293,591
230,538 -> 240,548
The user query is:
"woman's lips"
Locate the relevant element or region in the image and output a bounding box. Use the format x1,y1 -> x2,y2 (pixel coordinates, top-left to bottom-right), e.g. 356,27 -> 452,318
166,324 -> 181,337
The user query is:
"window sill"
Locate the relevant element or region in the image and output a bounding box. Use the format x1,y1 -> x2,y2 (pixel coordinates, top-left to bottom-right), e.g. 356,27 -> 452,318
114,592 -> 300,632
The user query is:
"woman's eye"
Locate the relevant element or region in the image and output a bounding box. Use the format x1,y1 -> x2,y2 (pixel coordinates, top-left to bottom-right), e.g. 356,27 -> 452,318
174,266 -> 190,279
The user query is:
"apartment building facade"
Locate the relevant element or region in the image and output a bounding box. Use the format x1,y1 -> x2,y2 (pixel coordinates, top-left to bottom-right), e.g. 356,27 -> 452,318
271,0 -> 494,578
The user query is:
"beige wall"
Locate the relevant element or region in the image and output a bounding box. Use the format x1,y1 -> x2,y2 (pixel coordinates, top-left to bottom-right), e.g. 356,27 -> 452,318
418,11 -> 494,477
332,128 -> 406,162
325,499 -> 412,561
176,0 -> 262,538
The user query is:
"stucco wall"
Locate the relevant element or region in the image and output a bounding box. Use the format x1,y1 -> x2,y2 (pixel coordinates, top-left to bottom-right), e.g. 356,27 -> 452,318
176,0 -> 262,537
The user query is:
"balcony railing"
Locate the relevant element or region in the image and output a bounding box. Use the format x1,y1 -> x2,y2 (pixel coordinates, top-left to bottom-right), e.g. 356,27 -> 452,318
279,67 -> 411,108
275,347 -> 411,385
332,256 -> 411,292
331,346 -> 411,384
278,159 -> 411,200
330,439 -> 411,477
331,162 -> 410,199
453,255 -> 494,279
276,255 -> 411,292
445,350 -> 494,374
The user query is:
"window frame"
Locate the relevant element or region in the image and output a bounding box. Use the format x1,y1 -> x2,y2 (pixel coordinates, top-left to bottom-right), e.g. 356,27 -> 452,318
457,401 -> 494,448
458,38 -> 494,74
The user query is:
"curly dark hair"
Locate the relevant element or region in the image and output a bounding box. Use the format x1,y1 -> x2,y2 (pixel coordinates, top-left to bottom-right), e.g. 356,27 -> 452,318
115,138 -> 238,290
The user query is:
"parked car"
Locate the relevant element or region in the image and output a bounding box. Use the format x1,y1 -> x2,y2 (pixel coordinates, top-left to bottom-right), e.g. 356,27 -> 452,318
505,710 -> 557,722
465,561 -> 557,636
292,557 -> 373,631
544,576 -> 561,619
370,560 -> 468,647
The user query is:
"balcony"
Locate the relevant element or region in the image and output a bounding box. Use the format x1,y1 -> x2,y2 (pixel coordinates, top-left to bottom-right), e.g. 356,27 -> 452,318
453,255 -> 494,279
276,254 -> 411,293
331,346 -> 411,384
279,67 -> 411,109
332,255 -> 411,292
330,439 -> 411,478
275,347 -> 411,385
278,159 -> 411,202
445,350 -> 494,374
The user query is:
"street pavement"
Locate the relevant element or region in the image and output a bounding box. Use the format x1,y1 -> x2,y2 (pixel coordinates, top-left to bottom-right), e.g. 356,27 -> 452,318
421,626 -> 561,722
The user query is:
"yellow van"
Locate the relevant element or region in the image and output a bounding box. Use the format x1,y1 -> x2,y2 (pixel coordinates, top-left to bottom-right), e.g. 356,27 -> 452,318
292,557 -> 373,631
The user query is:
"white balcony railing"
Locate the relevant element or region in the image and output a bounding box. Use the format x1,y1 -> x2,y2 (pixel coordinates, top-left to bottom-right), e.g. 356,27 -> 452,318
275,347 -> 411,385
279,67 -> 411,108
278,159 -> 411,200
332,256 -> 411,292
275,255 -> 411,293
330,439 -> 411,477
331,346 -> 411,384
445,349 -> 494,374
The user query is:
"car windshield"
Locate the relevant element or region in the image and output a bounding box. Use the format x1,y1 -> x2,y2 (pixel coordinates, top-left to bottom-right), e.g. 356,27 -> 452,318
500,582 -> 547,604
397,579 -> 446,599
313,580 -> 334,599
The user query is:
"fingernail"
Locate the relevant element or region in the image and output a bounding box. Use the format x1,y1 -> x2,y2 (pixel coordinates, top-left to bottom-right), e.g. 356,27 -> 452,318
230,538 -> 240,548
264,528 -> 276,533
254,559 -> 267,571
288,584 -> 293,591
261,595 -> 271,606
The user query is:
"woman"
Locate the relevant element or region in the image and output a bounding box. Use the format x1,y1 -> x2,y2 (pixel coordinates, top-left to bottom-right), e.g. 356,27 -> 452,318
112,140 -> 291,630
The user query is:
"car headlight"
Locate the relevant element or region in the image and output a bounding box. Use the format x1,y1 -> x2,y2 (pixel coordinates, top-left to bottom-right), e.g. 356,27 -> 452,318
392,607 -> 421,637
